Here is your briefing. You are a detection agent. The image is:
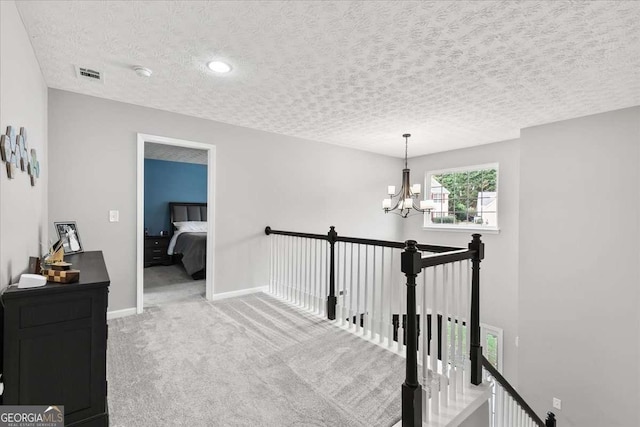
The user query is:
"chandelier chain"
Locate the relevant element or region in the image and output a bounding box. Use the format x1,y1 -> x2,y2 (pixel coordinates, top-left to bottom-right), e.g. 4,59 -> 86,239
404,136 -> 408,169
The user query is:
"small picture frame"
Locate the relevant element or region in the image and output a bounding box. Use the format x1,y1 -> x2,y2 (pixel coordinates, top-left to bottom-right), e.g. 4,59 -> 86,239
54,221 -> 84,254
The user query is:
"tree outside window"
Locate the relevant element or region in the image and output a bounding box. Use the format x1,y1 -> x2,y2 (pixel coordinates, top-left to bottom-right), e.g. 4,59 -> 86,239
425,164 -> 498,228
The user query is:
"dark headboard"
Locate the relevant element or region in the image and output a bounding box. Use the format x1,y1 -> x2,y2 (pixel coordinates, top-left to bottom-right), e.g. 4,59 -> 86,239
169,202 -> 207,237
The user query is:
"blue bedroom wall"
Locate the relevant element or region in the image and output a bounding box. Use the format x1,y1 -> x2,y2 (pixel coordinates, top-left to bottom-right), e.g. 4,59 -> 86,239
144,159 -> 207,235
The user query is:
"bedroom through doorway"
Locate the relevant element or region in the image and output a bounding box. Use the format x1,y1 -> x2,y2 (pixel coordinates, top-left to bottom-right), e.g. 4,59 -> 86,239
136,134 -> 216,314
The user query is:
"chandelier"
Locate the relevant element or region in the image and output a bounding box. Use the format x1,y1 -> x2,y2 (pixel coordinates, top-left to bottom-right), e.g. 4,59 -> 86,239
382,133 -> 437,218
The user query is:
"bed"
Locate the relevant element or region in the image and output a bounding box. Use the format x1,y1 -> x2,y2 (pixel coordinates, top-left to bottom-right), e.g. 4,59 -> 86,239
168,202 -> 208,279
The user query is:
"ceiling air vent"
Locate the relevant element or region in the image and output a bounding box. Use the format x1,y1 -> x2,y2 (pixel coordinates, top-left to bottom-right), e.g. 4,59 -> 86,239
75,66 -> 104,83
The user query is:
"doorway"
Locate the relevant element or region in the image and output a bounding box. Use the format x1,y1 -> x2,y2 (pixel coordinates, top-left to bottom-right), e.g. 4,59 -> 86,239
136,134 -> 216,314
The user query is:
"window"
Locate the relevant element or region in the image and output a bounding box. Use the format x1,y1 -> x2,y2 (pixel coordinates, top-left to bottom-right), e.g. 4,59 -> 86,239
481,324 -> 503,427
424,164 -> 499,231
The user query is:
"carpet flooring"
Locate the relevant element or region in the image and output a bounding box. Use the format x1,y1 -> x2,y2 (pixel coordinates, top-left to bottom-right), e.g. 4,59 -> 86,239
143,264 -> 205,307
107,292 -> 405,426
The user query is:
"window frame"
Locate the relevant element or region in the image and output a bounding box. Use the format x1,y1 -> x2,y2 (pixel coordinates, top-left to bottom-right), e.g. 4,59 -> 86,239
423,162 -> 500,233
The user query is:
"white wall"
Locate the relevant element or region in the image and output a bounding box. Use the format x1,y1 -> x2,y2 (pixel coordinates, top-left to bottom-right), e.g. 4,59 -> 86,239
0,0 -> 48,288
48,89 -> 403,311
518,107 -> 640,427
401,139 -> 521,383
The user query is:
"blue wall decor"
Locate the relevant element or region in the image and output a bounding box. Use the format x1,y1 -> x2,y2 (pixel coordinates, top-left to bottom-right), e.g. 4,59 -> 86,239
1,126 -> 39,184
144,159 -> 207,235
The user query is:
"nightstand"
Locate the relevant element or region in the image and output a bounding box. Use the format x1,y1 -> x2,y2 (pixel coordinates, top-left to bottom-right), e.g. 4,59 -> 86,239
144,235 -> 171,267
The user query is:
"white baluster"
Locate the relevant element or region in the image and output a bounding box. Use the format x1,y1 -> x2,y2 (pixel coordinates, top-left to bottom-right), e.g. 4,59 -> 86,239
312,239 -> 316,310
450,261 -> 458,401
298,238 -> 303,306
272,236 -> 277,296
348,243 -> 354,328
293,236 -> 298,303
503,385 -> 508,427
285,236 -> 288,299
519,404 -> 524,426
342,242 -> 348,326
431,266 -> 439,415
355,245 -> 361,334
278,236 -> 283,297
324,242 -> 329,316
387,249 -> 395,350
317,240 -> 322,313
442,264 -> 450,408
363,245 -> 369,336
379,247 -> 386,344
303,238 -> 308,308
510,396 -> 515,426
371,246 -> 377,339
457,261 -> 464,393
290,236 -> 294,302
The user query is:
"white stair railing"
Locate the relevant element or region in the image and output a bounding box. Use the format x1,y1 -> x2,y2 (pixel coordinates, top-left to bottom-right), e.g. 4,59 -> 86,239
418,259 -> 473,422
266,227 -> 555,427
269,232 -> 329,315
482,357 -> 557,427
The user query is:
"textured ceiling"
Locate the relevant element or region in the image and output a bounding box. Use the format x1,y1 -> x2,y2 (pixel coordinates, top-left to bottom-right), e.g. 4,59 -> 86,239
144,142 -> 207,165
16,1 -> 640,158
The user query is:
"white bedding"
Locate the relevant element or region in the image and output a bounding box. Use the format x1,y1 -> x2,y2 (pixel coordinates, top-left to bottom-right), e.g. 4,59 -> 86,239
168,221 -> 208,254
167,230 -> 184,255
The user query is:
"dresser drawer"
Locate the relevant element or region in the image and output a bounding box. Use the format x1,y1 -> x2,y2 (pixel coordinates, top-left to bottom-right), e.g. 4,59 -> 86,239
145,237 -> 169,249
146,247 -> 167,257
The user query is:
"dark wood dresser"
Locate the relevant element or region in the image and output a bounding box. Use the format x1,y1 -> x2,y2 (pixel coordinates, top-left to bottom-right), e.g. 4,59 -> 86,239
0,251 -> 109,427
144,235 -> 171,267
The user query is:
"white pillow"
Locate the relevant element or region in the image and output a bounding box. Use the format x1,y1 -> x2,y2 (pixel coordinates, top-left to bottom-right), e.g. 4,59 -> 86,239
173,221 -> 207,232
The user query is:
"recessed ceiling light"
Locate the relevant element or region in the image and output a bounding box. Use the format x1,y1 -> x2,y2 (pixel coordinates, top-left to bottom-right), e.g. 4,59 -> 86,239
133,65 -> 153,77
207,61 -> 232,73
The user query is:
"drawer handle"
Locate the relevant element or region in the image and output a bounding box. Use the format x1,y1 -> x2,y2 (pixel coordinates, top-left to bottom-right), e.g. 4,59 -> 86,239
153,256 -> 162,260
153,249 -> 162,253
154,241 -> 159,245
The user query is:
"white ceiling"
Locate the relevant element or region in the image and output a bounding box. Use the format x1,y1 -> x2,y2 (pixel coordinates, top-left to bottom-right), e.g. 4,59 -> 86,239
144,142 -> 207,165
16,1 -> 640,158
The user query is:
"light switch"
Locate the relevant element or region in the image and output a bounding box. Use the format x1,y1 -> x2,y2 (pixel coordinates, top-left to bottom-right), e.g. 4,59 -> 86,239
109,210 -> 119,222
553,397 -> 561,410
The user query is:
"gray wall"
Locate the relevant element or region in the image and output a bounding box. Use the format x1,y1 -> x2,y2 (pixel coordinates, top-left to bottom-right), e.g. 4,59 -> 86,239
0,0 -> 48,288
401,139 -> 521,383
518,107 -> 640,427
48,89 -> 403,311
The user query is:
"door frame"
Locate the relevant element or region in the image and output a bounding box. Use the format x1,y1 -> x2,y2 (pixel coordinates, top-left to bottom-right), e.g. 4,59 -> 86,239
136,133 -> 216,314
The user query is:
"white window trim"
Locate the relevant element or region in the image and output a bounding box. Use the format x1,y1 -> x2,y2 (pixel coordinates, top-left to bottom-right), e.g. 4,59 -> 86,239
423,162 -> 500,233
480,322 -> 504,372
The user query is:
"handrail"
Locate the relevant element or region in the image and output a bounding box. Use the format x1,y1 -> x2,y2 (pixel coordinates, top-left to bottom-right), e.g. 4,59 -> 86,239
338,235 -> 463,254
264,226 -> 465,253
481,356 -> 546,427
264,226 -> 327,241
420,248 -> 475,268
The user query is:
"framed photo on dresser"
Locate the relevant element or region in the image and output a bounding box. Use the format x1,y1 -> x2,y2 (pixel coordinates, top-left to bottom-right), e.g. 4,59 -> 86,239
54,221 -> 84,254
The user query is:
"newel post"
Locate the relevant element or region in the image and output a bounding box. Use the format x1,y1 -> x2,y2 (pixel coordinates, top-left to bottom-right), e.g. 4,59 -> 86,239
545,412 -> 556,427
469,233 -> 485,386
401,240 -> 422,426
327,226 -> 338,320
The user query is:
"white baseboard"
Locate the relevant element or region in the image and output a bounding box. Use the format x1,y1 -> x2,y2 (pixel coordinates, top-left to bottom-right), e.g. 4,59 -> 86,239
107,307 -> 137,320
211,286 -> 268,301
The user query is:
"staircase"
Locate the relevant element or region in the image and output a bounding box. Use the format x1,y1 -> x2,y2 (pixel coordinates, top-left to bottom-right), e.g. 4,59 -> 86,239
264,225 -> 556,427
